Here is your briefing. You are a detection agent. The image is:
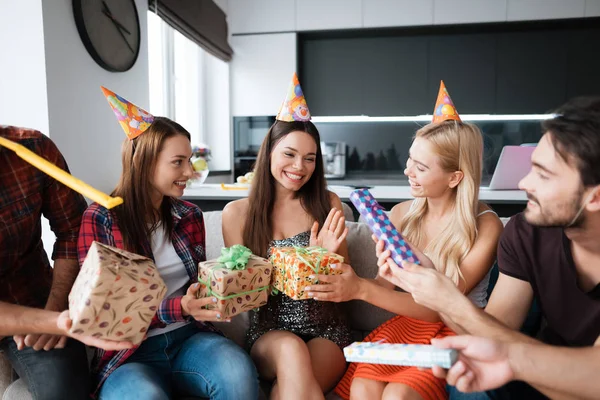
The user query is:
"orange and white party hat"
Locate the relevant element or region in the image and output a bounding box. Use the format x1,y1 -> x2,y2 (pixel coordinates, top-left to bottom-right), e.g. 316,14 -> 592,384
101,86 -> 155,139
432,81 -> 461,123
276,73 -> 311,122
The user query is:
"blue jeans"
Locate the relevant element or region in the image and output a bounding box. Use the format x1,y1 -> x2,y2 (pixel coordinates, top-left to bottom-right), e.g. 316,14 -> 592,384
0,336 -> 90,400
447,385 -> 491,400
99,324 -> 259,400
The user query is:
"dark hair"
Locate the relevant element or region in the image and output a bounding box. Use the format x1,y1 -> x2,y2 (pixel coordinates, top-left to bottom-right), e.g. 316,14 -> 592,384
243,120 -> 330,257
543,96 -> 600,188
112,117 -> 191,253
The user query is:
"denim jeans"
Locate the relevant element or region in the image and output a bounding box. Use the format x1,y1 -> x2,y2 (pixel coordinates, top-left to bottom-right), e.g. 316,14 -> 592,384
447,385 -> 492,400
0,336 -> 90,400
99,324 -> 259,400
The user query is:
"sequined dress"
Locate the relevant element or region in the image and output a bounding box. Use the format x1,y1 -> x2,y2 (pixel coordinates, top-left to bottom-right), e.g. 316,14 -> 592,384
246,231 -> 352,349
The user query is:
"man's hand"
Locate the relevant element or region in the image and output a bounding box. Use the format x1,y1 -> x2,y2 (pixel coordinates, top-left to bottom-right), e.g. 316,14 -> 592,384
431,335 -> 514,393
13,333 -> 67,351
378,257 -> 467,315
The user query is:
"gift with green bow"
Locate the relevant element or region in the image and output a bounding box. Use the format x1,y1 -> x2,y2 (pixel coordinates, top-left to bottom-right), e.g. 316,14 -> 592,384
197,245 -> 272,318
270,246 -> 344,300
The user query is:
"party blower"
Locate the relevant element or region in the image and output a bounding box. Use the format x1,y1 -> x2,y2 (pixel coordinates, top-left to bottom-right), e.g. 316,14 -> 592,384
0,136 -> 123,209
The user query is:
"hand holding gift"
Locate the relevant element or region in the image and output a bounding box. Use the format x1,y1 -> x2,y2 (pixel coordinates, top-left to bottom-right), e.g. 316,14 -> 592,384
197,245 -> 272,319
349,189 -> 420,267
270,246 -> 344,300
68,242 -> 167,345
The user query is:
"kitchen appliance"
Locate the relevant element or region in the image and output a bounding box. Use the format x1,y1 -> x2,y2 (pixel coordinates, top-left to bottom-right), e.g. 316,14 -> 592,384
233,116 -> 275,178
321,141 -> 346,179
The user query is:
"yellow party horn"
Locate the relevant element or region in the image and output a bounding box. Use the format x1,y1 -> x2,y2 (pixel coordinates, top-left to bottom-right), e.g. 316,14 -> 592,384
0,136 -> 123,209
220,183 -> 249,191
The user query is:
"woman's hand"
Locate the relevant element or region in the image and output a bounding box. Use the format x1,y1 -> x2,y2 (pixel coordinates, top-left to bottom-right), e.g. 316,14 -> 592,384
181,283 -> 231,322
305,263 -> 362,302
309,208 -> 348,253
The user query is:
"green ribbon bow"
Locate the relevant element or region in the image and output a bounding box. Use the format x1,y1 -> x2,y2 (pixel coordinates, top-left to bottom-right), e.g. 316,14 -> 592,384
198,245 -> 269,302
216,244 -> 252,270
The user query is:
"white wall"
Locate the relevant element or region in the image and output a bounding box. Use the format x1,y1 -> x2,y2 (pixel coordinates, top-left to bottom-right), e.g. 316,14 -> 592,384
0,0 -> 49,134
41,0 -> 150,194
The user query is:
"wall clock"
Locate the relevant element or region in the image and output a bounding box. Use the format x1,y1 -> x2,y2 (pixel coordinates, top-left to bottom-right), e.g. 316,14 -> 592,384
73,0 -> 141,72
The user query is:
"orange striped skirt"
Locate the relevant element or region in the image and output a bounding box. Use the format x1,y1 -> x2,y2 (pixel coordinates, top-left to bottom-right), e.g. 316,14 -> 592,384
335,315 -> 455,400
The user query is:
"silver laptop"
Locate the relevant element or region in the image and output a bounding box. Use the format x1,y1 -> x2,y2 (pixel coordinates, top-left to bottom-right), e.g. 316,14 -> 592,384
486,145 -> 536,190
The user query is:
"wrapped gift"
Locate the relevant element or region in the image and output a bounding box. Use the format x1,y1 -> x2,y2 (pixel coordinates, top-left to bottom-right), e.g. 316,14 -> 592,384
197,245 -> 272,318
270,246 -> 344,300
68,241 -> 167,345
349,188 -> 420,266
344,342 -> 458,369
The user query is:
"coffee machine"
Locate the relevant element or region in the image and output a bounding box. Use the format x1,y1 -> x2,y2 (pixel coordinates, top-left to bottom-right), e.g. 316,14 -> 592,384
321,142 -> 346,179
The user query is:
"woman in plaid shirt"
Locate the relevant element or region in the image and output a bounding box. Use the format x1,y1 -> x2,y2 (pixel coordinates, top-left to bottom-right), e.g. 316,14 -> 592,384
79,91 -> 258,400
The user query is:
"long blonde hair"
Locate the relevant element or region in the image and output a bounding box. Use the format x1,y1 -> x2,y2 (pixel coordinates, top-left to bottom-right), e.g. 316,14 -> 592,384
398,120 -> 483,287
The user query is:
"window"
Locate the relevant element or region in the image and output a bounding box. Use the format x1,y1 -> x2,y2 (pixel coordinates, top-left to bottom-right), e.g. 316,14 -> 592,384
148,11 -> 231,171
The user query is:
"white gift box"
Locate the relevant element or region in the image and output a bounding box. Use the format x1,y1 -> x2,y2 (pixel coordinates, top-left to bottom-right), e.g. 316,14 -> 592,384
344,342 -> 458,369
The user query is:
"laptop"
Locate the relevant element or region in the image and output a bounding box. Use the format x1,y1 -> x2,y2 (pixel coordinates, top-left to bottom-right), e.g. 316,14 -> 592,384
486,145 -> 536,190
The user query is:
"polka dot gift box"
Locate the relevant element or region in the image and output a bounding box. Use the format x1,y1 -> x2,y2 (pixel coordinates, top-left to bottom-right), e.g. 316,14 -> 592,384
349,189 -> 421,266
68,241 -> 167,345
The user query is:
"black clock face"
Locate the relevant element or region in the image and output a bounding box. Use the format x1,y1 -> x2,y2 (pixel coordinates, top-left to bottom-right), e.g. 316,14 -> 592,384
73,0 -> 141,72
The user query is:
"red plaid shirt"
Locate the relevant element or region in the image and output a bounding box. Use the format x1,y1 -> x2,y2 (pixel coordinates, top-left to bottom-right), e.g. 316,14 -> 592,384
78,198 -> 217,396
0,126 -> 87,307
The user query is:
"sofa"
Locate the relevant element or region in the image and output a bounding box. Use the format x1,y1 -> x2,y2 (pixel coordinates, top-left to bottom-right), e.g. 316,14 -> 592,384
1,203 -> 400,400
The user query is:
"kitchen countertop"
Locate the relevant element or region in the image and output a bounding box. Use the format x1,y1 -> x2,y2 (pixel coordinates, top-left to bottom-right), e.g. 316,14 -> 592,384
183,184 -> 527,203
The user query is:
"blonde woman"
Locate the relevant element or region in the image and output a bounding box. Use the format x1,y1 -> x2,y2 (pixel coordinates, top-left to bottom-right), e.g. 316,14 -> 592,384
307,117 -> 504,400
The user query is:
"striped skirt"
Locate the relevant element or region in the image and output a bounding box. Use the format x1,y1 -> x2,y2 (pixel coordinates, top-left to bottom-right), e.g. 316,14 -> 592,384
335,315 -> 455,400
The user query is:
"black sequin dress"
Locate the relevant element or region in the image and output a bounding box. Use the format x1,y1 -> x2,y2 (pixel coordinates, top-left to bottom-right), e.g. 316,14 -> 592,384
246,231 -> 352,350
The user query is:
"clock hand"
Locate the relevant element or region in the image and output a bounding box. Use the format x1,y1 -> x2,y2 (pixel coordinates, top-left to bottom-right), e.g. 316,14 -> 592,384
112,20 -> 135,53
101,0 -> 134,53
102,9 -> 132,35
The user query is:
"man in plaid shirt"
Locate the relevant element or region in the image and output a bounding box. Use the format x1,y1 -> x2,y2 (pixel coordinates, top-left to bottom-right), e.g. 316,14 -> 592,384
0,125 -> 91,399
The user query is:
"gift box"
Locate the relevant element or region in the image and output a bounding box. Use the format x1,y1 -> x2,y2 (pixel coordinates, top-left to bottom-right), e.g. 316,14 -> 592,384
344,342 -> 458,369
68,241 -> 167,345
197,245 -> 272,318
349,188 -> 420,266
270,246 -> 344,300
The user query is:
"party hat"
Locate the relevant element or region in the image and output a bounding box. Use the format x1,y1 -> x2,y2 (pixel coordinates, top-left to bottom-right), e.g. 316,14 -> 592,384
276,73 -> 311,122
101,86 -> 155,139
432,81 -> 461,123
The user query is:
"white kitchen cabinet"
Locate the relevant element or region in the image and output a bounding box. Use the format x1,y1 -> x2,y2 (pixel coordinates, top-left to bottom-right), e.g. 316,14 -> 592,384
363,0 -> 434,27
507,0 -> 585,21
295,0 -> 362,31
585,0 -> 600,17
228,0 -> 295,34
230,33 -> 297,116
434,0 -> 507,24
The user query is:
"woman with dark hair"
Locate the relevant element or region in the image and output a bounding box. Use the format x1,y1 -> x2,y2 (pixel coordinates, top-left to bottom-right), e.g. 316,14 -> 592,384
222,74 -> 351,399
78,87 -> 259,399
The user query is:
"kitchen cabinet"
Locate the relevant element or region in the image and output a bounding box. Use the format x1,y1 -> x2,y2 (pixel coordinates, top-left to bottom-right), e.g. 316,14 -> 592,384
433,0 -> 507,25
295,0 -> 362,31
363,0 -> 434,28
228,0 -> 295,34
507,0 -> 586,21
230,33 -> 297,116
